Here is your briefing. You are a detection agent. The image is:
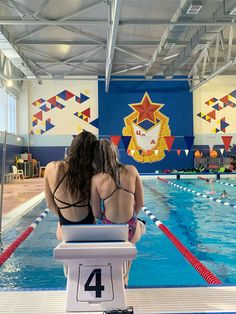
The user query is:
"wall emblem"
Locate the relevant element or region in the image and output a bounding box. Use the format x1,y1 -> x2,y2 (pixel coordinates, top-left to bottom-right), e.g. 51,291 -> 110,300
122,92 -> 171,163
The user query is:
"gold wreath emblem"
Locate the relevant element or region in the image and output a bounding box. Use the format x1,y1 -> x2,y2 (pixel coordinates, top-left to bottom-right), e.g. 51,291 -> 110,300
122,92 -> 171,163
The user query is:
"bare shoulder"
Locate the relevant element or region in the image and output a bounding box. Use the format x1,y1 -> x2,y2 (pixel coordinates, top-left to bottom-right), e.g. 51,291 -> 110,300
124,164 -> 139,174
45,161 -> 61,174
91,173 -> 103,183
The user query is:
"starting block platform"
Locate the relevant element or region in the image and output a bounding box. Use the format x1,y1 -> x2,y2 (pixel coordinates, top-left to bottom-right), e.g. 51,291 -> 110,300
54,225 -> 137,312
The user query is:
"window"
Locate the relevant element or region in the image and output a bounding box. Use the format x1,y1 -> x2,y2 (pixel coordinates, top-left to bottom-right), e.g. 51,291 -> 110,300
7,93 -> 16,134
0,87 -> 17,134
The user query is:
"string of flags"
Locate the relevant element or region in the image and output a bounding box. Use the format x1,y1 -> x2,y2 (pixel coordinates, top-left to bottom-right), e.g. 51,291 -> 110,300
106,135 -> 233,156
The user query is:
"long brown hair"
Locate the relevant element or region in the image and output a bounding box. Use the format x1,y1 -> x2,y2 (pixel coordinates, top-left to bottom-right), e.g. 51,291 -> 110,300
93,139 -> 126,184
59,131 -> 97,199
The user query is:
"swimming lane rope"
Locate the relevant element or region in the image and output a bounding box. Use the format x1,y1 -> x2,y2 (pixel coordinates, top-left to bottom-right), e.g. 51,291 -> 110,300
142,206 -> 222,285
0,208 -> 49,267
158,177 -> 236,208
198,176 -> 236,188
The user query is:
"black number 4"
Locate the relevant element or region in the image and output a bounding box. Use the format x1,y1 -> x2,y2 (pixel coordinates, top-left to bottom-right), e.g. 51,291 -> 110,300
84,269 -> 105,298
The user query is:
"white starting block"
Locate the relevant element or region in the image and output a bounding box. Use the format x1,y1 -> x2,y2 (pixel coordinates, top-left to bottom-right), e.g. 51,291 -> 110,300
53,225 -> 137,312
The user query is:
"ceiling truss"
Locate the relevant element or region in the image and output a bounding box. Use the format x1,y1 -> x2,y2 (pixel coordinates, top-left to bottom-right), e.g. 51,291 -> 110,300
0,0 -> 235,92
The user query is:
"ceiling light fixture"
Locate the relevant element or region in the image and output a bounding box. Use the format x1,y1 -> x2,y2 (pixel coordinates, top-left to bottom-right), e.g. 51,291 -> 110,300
163,53 -> 179,61
229,6 -> 236,15
186,1 -> 203,15
164,42 -> 176,50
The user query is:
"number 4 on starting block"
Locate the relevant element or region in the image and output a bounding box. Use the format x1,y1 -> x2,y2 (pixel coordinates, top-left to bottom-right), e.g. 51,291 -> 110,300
78,265 -> 113,301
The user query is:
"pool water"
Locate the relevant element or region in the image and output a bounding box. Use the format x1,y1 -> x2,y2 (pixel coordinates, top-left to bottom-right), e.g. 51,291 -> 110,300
0,178 -> 235,288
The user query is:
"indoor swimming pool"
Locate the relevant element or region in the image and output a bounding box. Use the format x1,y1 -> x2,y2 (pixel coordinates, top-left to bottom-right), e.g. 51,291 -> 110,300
0,177 -> 235,289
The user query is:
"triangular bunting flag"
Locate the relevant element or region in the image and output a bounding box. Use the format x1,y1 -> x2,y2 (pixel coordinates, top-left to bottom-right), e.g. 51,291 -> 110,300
221,136 -> 232,151
110,136 -> 121,146
130,150 -> 135,156
121,136 -> 132,150
220,148 -> 224,155
164,136 -> 175,152
184,136 -> 194,151
154,150 -> 158,156
177,149 -> 181,156
139,150 -> 143,155
185,149 -> 189,156
209,143 -> 214,152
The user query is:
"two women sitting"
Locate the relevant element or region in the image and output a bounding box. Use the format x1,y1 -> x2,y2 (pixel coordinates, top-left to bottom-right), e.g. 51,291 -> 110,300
44,131 -> 145,284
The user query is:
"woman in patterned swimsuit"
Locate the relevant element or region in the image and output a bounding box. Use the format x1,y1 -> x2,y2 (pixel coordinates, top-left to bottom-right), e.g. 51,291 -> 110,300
91,139 -> 145,284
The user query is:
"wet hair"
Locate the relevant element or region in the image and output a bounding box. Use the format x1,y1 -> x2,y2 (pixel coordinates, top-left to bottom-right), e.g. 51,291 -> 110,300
93,139 -> 126,184
59,131 -> 97,198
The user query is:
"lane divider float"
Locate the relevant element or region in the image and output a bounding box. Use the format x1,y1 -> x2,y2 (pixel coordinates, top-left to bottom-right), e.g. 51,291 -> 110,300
158,176 -> 236,208
142,206 -> 222,285
0,208 -> 49,267
198,176 -> 236,188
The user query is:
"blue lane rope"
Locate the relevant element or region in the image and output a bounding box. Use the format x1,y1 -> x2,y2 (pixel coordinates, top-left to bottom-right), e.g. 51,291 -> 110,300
215,180 -> 236,188
158,177 -> 236,208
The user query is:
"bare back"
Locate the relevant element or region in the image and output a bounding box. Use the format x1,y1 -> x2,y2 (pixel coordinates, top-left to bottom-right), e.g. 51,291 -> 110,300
44,161 -> 91,222
91,165 -> 144,223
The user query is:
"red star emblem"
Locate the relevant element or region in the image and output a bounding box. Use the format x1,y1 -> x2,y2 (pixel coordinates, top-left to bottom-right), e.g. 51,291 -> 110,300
130,93 -> 162,123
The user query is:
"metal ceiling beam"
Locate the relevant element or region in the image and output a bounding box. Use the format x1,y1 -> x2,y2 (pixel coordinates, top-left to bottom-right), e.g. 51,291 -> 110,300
0,19 -> 235,26
105,0 -> 121,92
164,1 -> 231,78
29,59 -> 147,65
32,0 -> 50,18
41,46 -> 103,71
189,25 -> 236,91
24,45 -> 103,76
16,38 -> 236,46
9,0 -> 25,19
144,0 -> 189,77
115,47 -> 148,63
112,64 -> 148,75
14,1 -> 105,44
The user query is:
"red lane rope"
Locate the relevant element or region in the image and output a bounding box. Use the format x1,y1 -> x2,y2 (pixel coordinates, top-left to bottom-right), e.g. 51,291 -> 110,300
0,227 -> 33,266
0,208 -> 49,267
142,207 -> 222,285
159,224 -> 222,284
157,176 -> 169,183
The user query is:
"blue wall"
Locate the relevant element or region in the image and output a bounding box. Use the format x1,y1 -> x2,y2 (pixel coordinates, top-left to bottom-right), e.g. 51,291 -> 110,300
0,144 -> 23,174
98,79 -> 193,173
29,146 -> 65,167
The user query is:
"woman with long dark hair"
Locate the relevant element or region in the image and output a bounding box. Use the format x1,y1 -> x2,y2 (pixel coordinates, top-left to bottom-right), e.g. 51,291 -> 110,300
91,139 -> 145,284
44,131 -> 97,240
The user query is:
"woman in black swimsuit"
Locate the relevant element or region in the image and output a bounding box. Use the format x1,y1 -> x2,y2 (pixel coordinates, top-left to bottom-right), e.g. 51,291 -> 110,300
44,131 -> 97,240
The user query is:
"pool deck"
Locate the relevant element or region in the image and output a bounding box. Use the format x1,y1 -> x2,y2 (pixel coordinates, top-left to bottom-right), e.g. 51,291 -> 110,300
1,177 -> 44,231
0,286 -> 236,313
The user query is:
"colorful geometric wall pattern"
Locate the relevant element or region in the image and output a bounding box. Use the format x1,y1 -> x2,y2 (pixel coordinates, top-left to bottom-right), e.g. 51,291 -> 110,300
31,89 -> 98,134
197,89 -> 236,133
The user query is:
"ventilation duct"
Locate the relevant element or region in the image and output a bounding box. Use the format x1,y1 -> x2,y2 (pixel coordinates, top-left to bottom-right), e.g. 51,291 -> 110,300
0,26 -> 36,79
